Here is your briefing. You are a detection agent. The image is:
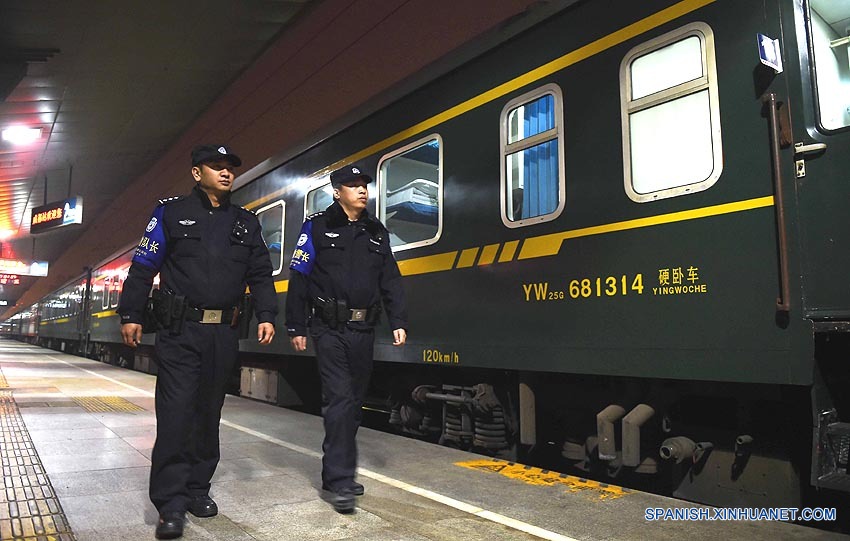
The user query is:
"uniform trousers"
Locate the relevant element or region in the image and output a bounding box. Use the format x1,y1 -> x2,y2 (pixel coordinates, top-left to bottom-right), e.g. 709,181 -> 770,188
313,325 -> 375,491
151,322 -> 238,513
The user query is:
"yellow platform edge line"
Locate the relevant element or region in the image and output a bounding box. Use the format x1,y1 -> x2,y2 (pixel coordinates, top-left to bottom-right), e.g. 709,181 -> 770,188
456,458 -> 629,500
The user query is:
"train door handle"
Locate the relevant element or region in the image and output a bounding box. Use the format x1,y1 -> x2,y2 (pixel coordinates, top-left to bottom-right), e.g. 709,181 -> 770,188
794,142 -> 827,178
794,142 -> 827,155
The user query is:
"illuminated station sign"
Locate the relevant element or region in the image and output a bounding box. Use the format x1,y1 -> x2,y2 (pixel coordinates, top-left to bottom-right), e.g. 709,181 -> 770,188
0,259 -> 48,277
30,196 -> 83,235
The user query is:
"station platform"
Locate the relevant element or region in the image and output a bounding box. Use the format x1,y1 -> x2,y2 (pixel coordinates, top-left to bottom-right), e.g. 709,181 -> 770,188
0,338 -> 845,541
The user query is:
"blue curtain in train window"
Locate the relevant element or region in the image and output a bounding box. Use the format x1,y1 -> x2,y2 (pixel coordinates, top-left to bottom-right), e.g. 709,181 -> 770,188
522,94 -> 558,218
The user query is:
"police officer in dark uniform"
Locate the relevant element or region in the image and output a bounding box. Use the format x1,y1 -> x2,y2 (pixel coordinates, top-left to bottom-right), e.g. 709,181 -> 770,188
286,164 -> 407,513
118,144 -> 277,539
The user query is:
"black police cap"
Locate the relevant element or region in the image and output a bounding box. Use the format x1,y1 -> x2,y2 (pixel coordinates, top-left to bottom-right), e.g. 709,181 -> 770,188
330,165 -> 373,187
191,144 -> 242,167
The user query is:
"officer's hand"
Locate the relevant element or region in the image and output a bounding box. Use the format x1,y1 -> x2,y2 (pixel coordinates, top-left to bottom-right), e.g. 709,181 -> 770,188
290,336 -> 307,351
392,328 -> 406,346
121,323 -> 143,348
258,322 -> 275,345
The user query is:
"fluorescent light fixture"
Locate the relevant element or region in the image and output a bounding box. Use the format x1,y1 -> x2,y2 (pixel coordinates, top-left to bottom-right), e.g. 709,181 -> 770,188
1,127 -> 43,145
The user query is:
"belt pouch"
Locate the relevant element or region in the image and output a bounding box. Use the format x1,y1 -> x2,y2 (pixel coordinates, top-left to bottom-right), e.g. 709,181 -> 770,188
152,289 -> 172,329
141,296 -> 160,334
335,299 -> 348,328
168,295 -> 187,335
319,298 -> 338,329
237,294 -> 253,339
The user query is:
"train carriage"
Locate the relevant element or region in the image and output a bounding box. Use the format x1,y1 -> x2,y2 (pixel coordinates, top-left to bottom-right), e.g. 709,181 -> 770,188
230,0 -> 850,508
37,277 -> 87,354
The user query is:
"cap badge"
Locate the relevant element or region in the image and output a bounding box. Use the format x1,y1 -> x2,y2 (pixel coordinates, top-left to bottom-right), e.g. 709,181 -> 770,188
218,146 -> 226,154
179,219 -> 196,226
351,167 -> 360,174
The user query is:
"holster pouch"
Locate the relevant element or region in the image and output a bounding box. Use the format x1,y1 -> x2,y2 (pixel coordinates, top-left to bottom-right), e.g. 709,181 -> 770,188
150,288 -> 187,336
141,295 -> 160,334
168,294 -> 187,336
151,288 -> 171,329
315,297 -> 339,329
237,294 -> 253,339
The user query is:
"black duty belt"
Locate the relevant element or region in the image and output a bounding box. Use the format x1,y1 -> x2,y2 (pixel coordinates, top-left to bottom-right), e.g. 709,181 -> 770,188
184,306 -> 239,325
313,297 -> 380,326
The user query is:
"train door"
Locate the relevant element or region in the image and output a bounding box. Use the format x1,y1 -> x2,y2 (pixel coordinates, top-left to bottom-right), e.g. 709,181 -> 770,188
783,0 -> 850,319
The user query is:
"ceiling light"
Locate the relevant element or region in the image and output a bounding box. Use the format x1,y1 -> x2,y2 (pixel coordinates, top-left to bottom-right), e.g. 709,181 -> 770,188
1,127 -> 42,145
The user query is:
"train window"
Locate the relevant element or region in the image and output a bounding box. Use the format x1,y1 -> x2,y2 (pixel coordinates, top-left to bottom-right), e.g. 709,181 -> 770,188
807,0 -> 850,130
305,180 -> 333,216
378,135 -> 442,250
101,276 -> 111,310
500,84 -> 565,228
620,23 -> 722,202
256,200 -> 285,276
109,276 -> 120,308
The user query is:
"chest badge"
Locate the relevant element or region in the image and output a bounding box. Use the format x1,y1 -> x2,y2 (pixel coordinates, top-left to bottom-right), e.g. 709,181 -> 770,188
325,232 -> 340,238
232,220 -> 249,240
179,219 -> 196,226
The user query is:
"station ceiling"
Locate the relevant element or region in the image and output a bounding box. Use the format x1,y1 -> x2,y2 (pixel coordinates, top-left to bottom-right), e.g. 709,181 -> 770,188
0,0 -> 313,308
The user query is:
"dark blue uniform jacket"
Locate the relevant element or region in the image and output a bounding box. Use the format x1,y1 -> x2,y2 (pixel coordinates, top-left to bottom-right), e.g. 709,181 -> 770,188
285,201 -> 407,336
118,185 -> 278,325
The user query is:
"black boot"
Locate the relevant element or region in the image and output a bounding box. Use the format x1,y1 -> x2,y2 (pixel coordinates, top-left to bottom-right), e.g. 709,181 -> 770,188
321,486 -> 355,513
187,495 -> 218,518
155,512 -> 184,539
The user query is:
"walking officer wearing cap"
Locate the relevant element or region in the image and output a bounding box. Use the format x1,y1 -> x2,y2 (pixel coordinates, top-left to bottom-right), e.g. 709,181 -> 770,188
286,164 -> 407,513
118,144 -> 277,539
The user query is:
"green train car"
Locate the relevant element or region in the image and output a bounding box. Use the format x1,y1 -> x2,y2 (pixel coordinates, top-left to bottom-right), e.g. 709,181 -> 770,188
231,0 -> 850,509
6,0 -> 850,512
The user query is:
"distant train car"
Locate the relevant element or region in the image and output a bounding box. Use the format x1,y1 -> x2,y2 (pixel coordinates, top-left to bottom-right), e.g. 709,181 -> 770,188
6,304 -> 38,342
6,0 -> 850,512
37,276 -> 87,354
10,247 -> 157,369
86,248 -> 157,368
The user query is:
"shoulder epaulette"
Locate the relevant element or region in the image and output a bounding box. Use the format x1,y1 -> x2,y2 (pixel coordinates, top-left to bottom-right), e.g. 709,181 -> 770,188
157,195 -> 184,205
237,205 -> 256,216
306,211 -> 325,221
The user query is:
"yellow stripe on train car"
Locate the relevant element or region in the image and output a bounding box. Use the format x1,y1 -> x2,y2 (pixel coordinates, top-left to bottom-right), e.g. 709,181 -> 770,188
518,196 -> 775,260
270,195 -> 775,288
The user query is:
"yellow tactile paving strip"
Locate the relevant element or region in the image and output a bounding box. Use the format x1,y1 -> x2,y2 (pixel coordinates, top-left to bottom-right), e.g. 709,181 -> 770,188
0,380 -> 76,541
456,458 -> 630,501
71,396 -> 144,413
